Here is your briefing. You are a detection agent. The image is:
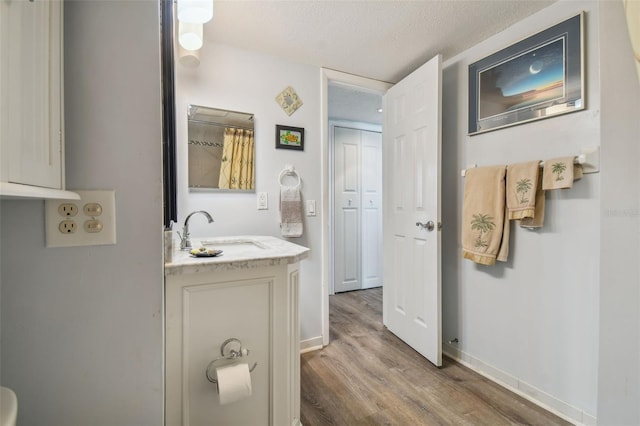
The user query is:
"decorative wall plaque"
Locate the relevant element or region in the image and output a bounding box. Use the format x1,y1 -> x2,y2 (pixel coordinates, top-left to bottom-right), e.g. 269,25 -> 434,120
275,86 -> 303,116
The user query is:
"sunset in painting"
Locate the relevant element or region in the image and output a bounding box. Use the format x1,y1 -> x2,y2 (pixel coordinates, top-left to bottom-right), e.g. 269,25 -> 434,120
478,37 -> 565,120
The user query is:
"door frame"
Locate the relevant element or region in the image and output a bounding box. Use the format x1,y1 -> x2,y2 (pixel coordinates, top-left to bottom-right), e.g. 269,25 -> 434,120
320,68 -> 392,346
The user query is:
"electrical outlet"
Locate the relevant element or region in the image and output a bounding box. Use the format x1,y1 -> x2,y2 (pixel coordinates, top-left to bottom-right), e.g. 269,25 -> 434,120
58,203 -> 78,217
45,190 -> 116,247
58,220 -> 77,233
257,192 -> 268,210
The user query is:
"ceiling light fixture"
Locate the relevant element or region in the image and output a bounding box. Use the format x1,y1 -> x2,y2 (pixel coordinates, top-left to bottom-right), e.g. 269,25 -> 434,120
177,0 -> 213,24
179,21 -> 203,51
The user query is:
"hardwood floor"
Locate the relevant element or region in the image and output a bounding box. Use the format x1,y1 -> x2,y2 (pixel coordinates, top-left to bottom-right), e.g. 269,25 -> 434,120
300,288 -> 571,425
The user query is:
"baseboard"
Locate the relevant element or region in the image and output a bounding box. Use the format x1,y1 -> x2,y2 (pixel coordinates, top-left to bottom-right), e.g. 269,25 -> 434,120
300,336 -> 323,354
443,344 -> 597,426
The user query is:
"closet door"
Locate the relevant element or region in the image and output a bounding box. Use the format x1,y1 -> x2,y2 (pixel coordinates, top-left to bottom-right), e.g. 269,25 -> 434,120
333,125 -> 383,293
361,130 -> 382,289
333,126 -> 361,293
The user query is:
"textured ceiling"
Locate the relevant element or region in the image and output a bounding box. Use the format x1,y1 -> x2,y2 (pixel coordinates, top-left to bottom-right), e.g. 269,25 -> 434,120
205,0 -> 556,84
203,0 -> 557,124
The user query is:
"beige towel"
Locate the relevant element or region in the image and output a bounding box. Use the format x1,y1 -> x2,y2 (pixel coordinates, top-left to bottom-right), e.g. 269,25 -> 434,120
280,183 -> 303,237
520,172 -> 546,229
462,166 -> 509,266
542,157 -> 575,190
506,161 -> 540,220
573,164 -> 584,181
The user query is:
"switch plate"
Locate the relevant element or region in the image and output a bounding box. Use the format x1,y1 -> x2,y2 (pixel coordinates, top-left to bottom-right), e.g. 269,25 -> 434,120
257,192 -> 268,210
306,200 -> 316,216
45,190 -> 116,247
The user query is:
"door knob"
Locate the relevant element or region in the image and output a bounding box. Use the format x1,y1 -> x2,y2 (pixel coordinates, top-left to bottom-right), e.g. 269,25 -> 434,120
416,220 -> 436,231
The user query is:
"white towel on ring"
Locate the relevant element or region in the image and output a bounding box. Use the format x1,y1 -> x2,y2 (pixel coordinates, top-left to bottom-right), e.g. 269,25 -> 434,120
280,183 -> 303,237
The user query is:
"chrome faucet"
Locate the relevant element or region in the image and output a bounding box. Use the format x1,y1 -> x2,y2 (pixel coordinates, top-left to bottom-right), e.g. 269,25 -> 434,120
180,210 -> 214,250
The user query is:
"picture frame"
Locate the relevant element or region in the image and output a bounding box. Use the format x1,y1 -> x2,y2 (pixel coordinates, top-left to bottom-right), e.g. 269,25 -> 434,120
468,12 -> 584,135
275,125 -> 305,151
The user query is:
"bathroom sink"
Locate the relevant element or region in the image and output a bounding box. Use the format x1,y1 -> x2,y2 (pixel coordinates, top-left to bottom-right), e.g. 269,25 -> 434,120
198,237 -> 268,255
165,235 -> 310,272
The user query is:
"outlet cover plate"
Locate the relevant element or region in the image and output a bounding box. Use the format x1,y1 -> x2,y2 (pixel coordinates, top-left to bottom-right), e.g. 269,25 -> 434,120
45,190 -> 116,247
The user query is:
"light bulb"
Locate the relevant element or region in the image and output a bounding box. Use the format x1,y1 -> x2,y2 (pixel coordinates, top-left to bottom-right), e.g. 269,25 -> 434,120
178,45 -> 200,68
177,0 -> 213,24
179,21 -> 203,51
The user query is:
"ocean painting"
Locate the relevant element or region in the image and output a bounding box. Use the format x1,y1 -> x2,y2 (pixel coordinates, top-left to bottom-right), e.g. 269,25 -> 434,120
478,37 -> 565,120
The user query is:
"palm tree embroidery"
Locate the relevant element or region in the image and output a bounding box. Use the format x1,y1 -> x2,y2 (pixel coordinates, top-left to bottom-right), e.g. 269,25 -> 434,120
551,162 -> 567,181
515,178 -> 532,204
470,213 -> 496,249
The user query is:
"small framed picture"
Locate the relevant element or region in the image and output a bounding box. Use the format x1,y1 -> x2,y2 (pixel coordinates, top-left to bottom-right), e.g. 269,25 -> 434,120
275,125 -> 304,151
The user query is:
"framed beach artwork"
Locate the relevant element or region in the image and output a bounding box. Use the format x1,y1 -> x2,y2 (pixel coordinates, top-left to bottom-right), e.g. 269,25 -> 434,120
468,12 -> 584,135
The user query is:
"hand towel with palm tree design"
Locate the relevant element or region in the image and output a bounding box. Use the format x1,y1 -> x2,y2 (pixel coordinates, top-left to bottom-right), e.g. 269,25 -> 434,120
520,172 -> 546,228
542,156 -> 578,190
506,160 -> 540,220
462,166 -> 509,266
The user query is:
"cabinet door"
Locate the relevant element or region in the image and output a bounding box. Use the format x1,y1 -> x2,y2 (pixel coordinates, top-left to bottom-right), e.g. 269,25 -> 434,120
1,0 -> 63,188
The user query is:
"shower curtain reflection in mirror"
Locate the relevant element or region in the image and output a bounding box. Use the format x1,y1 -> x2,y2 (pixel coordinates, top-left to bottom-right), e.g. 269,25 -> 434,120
218,127 -> 254,189
188,105 -> 255,191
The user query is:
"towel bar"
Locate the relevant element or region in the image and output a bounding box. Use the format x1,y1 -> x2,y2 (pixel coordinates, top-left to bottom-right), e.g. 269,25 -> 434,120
460,147 -> 600,177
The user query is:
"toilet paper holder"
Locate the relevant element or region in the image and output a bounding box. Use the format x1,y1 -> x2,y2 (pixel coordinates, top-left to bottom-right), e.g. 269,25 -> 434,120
205,338 -> 258,385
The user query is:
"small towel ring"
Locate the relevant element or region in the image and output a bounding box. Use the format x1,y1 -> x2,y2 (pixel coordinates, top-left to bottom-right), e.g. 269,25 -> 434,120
279,166 -> 301,187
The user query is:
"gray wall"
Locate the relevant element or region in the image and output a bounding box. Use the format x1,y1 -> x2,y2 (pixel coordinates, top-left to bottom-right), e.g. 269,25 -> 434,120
0,1 -> 164,425
441,1 -> 601,420
596,1 -> 640,424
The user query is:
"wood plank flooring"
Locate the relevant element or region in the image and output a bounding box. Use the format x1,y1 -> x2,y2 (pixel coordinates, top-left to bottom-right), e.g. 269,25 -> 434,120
300,288 -> 571,425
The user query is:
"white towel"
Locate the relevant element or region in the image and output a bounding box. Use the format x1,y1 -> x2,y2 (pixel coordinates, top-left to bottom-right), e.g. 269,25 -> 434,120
280,183 -> 303,237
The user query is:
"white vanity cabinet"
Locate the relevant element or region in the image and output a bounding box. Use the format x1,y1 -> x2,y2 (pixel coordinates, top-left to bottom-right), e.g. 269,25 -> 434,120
0,0 -> 67,196
165,237 -> 309,426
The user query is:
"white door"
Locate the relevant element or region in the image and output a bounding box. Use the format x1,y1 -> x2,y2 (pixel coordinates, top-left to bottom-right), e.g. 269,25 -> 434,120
382,55 -> 442,366
360,129 -> 383,289
334,126 -> 362,293
333,125 -> 383,293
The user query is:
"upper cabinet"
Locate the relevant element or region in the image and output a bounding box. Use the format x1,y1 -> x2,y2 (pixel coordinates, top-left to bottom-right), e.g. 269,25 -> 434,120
0,0 -> 77,200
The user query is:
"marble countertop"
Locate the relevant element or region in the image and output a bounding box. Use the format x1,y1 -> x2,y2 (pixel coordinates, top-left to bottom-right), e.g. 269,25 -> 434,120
165,235 -> 309,276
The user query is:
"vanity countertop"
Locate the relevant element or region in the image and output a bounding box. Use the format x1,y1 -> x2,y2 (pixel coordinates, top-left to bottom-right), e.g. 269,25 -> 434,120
165,235 -> 309,276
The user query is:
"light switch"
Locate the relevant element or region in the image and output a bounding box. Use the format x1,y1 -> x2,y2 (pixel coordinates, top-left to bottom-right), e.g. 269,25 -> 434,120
306,200 -> 316,216
257,192 -> 268,210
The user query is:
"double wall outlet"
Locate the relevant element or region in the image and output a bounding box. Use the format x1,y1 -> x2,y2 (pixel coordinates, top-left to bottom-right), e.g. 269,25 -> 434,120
45,190 -> 116,247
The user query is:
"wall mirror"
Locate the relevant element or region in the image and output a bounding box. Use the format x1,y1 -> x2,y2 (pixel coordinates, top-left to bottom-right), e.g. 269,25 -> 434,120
188,104 -> 255,191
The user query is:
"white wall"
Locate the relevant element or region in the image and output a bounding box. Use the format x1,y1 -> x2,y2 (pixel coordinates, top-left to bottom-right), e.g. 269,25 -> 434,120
596,1 -> 640,424
0,2 -> 163,425
174,43 -> 323,342
441,1 -> 601,422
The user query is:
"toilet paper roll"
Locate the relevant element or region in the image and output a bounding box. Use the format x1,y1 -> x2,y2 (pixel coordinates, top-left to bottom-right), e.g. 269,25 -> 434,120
216,363 -> 252,405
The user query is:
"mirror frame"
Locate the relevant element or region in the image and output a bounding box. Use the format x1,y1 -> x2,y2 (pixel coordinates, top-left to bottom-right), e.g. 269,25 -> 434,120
161,0 -> 177,228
